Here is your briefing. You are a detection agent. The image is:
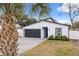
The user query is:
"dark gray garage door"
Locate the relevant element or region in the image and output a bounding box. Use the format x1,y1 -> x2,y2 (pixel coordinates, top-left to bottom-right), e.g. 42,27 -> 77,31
24,29 -> 41,38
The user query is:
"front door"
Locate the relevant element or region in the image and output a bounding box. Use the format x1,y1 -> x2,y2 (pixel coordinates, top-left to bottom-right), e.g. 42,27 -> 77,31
43,27 -> 48,38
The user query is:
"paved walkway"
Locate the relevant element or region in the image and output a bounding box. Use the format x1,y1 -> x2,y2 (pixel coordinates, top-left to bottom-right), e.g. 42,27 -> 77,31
18,37 -> 47,54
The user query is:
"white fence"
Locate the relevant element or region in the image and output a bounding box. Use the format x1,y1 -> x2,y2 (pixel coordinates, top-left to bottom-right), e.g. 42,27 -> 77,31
17,29 -> 23,37
69,31 -> 79,40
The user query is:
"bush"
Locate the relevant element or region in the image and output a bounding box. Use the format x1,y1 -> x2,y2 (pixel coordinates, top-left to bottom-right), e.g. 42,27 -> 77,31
61,36 -> 69,41
55,36 -> 62,40
48,35 -> 69,41
47,35 -> 54,40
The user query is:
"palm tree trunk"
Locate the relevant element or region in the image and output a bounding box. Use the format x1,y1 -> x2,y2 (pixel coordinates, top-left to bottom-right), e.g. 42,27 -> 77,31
0,14 -> 19,56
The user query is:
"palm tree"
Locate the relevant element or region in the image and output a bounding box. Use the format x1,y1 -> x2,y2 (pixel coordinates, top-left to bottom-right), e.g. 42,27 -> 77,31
29,3 -> 50,19
0,3 -> 50,56
17,15 -> 37,27
0,3 -> 25,56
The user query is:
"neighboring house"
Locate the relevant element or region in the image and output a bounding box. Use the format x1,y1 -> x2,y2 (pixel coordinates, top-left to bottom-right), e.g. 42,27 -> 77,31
22,17 -> 70,39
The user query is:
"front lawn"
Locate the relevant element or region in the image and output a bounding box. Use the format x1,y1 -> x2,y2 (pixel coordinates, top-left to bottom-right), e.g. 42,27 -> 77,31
22,40 -> 79,56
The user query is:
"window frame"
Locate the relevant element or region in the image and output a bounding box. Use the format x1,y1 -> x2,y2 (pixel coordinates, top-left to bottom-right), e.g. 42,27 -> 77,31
55,28 -> 62,37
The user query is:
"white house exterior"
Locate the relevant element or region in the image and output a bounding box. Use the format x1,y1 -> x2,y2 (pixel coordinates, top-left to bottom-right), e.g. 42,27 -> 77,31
1,17 -> 79,40
22,18 -> 69,39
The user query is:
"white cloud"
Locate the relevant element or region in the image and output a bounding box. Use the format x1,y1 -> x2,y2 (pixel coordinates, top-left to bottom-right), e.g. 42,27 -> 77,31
58,4 -> 69,13
57,3 -> 79,23
57,19 -> 71,25
58,3 -> 79,13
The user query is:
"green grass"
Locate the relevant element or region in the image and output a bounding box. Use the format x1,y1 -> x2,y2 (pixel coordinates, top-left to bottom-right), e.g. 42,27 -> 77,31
22,40 -> 79,56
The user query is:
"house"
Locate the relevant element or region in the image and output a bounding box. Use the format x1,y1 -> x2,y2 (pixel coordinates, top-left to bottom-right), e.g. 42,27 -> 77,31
22,17 -> 70,39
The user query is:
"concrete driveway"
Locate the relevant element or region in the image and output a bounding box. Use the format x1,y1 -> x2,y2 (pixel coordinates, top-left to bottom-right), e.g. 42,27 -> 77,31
18,37 -> 47,54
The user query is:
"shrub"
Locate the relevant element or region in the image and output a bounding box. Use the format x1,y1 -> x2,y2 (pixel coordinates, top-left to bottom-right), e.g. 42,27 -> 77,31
47,35 -> 54,40
48,35 -> 69,41
61,36 -> 69,41
55,36 -> 62,40
55,35 -> 69,41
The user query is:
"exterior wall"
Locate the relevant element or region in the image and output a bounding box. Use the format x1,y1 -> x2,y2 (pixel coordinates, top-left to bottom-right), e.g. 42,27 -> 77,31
17,29 -> 23,37
23,21 -> 69,39
22,22 -> 42,38
69,31 -> 79,40
41,21 -> 69,38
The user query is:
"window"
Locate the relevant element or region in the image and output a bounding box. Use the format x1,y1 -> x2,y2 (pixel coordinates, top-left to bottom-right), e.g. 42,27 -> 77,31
55,28 -> 62,37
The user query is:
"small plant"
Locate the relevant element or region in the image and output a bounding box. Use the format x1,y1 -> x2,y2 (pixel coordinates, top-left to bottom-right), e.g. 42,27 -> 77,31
61,36 -> 69,41
55,36 -> 62,40
55,35 -> 69,41
48,35 -> 54,40
48,35 -> 69,41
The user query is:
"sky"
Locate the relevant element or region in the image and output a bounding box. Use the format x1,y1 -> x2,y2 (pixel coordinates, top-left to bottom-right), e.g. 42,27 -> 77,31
48,3 -> 70,24
47,3 -> 79,24
0,3 -> 78,24
25,3 -> 71,24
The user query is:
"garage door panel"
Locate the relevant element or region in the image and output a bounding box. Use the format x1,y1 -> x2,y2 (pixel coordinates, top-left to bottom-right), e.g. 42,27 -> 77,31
25,29 -> 41,38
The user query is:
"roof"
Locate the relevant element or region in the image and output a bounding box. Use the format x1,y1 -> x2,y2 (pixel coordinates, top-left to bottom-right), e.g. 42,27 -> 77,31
23,17 -> 70,27
44,17 -> 56,22
44,20 -> 70,26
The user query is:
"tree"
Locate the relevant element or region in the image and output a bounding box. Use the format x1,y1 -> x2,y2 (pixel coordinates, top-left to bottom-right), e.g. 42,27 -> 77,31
0,3 -> 25,56
16,3 -> 50,27
73,21 -> 79,29
17,15 -> 37,27
29,3 -> 50,19
65,4 -> 79,29
0,3 -> 50,56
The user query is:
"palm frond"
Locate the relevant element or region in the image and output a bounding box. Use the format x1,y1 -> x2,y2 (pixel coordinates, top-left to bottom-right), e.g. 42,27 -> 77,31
29,3 -> 50,19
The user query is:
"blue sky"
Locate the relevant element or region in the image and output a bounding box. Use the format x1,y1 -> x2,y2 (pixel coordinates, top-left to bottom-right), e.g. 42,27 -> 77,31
48,3 -> 70,24
25,3 -> 70,24
0,3 -> 70,24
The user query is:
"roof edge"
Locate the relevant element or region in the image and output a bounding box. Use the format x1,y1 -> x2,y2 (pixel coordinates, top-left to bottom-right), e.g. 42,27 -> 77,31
22,20 -> 70,29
